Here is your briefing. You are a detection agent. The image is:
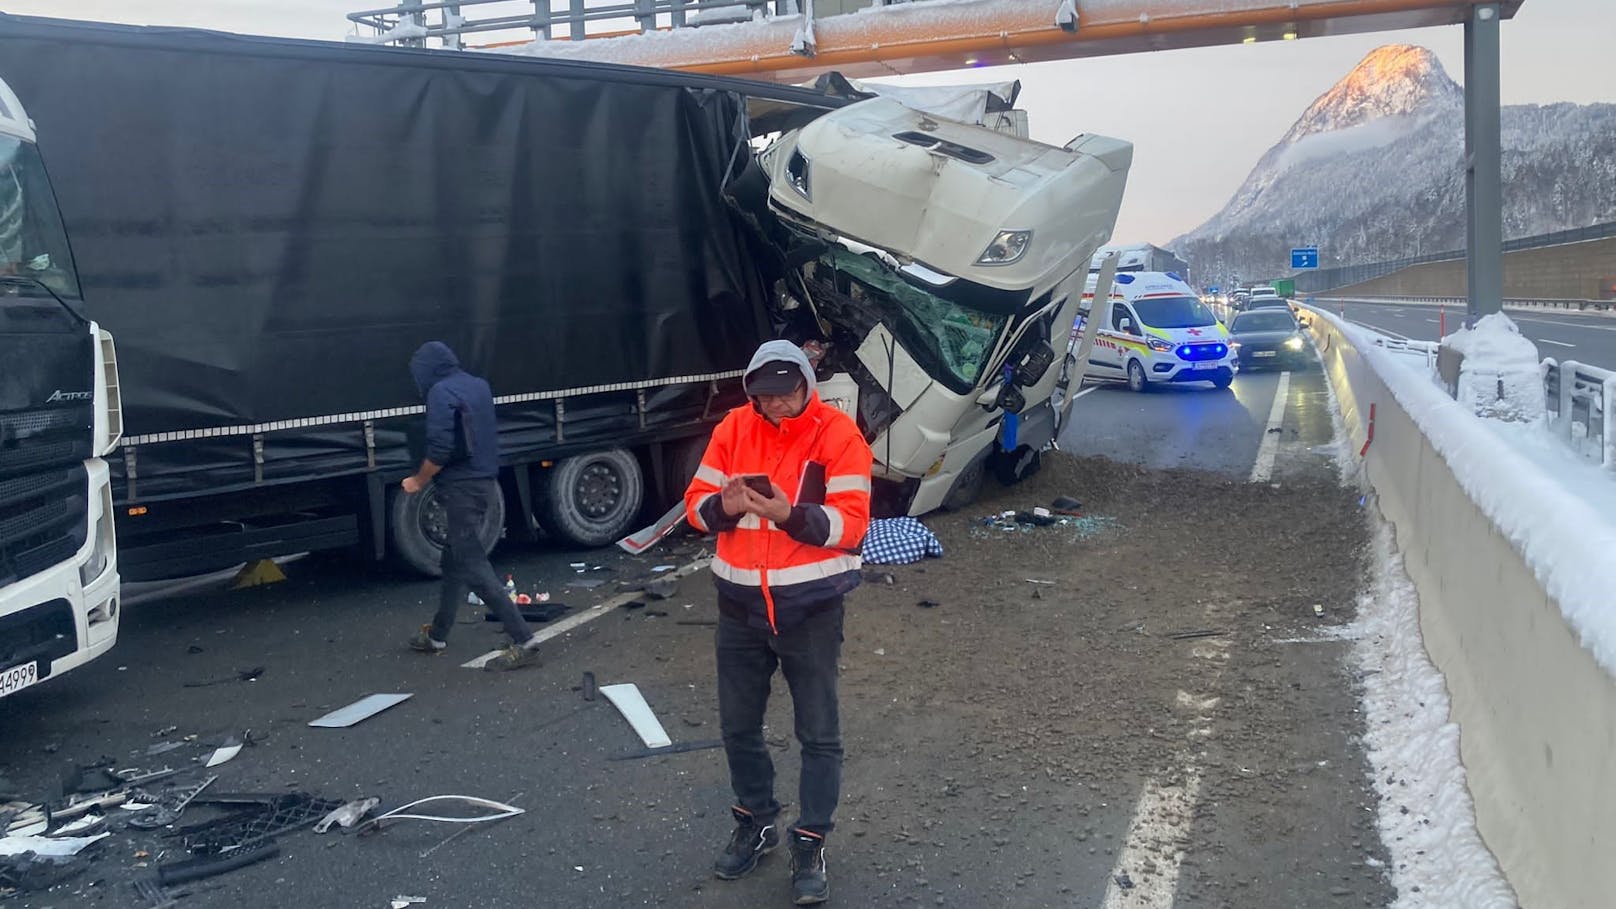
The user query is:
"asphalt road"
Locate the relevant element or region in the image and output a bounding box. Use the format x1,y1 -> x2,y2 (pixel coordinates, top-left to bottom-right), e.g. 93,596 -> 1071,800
1330,300 -> 1616,370
2,345 -> 1396,909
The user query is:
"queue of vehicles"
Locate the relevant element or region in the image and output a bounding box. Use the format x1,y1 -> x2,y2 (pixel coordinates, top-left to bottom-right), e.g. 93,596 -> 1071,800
1,13 -> 1133,693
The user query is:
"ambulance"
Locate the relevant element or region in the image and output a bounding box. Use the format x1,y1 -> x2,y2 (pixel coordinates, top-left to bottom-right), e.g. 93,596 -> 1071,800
1082,271 -> 1236,391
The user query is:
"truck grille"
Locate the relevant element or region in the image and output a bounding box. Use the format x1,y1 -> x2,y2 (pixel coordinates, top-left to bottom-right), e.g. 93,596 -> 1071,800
0,404 -> 94,480
0,597 -> 76,674
0,463 -> 87,587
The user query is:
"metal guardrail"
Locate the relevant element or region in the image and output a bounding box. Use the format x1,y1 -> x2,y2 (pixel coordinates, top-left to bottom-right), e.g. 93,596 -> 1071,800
1314,294 -> 1616,313
1544,359 -> 1616,469
1309,300 -> 1615,469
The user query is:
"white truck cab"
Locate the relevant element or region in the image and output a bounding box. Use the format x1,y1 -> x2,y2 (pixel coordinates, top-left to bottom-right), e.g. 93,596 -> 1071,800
759,96 -> 1131,513
1083,271 -> 1236,392
0,75 -> 122,700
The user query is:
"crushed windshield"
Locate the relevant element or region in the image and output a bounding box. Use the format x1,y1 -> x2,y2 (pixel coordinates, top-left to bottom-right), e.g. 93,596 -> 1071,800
0,137 -> 81,299
1132,295 -> 1215,329
808,246 -> 1015,389
1233,312 -> 1297,333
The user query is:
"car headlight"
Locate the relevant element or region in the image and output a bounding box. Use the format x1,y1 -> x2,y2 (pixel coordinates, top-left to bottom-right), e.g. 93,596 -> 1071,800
1147,337 -> 1174,353
1283,335 -> 1305,351
976,230 -> 1032,266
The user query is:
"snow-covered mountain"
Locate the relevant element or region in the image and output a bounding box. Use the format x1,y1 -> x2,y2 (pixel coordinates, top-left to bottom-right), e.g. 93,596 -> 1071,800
1172,45 -> 1616,285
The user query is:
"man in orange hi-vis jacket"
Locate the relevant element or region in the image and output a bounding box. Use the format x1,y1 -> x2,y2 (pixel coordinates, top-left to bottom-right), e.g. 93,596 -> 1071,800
685,339 -> 872,906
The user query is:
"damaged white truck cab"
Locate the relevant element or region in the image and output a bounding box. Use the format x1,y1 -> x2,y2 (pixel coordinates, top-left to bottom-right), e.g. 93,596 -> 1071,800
759,96 -> 1131,514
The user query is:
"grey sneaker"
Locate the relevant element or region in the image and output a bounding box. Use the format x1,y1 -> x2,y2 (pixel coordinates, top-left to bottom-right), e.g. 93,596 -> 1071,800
408,624 -> 446,653
713,806 -> 778,880
788,829 -> 828,904
483,642 -> 540,671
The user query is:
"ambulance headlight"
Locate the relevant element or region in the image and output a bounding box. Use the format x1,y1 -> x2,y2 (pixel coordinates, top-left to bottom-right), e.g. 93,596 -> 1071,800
1146,337 -> 1174,353
976,230 -> 1032,266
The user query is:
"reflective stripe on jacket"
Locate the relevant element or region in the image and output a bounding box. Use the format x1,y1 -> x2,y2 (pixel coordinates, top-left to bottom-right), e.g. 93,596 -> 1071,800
684,392 -> 873,633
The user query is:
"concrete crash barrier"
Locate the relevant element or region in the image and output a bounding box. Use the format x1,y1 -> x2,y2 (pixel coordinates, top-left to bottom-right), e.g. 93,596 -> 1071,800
1303,305 -> 1616,908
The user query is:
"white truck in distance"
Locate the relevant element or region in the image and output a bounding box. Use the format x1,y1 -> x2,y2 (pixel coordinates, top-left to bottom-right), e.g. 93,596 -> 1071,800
0,75 -> 123,699
759,96 -> 1131,512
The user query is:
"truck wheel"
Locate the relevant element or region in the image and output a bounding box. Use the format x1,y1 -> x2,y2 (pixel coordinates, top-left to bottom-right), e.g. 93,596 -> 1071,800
1126,359 -> 1149,393
939,457 -> 986,512
662,434 -> 710,508
389,482 -> 505,578
991,444 -> 1043,487
536,448 -> 644,547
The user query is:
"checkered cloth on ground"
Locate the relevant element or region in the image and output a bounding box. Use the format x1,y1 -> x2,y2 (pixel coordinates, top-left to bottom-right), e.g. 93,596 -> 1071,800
861,517 -> 943,565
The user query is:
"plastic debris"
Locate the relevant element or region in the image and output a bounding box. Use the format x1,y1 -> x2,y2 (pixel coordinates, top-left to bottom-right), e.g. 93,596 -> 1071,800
355,795 -> 525,835
314,797 -> 380,834
204,741 -> 242,768
644,575 -> 680,599
598,683 -> 672,748
308,694 -> 412,728
0,832 -> 109,857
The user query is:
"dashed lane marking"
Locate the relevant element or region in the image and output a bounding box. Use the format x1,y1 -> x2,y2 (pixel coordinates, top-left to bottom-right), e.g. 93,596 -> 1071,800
1249,371 -> 1291,484
1539,338 -> 1577,348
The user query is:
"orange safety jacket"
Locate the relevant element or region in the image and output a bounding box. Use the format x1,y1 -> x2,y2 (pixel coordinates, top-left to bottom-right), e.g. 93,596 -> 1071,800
684,389 -> 873,634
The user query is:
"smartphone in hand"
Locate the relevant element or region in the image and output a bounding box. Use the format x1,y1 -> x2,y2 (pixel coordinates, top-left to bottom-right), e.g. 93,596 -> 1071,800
741,474 -> 774,497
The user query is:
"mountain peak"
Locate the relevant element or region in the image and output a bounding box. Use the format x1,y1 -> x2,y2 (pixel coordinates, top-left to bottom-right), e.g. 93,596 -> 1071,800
1281,44 -> 1460,144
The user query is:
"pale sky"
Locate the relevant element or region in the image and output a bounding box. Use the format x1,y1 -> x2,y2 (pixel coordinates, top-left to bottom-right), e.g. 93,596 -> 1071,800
4,1 -> 1612,245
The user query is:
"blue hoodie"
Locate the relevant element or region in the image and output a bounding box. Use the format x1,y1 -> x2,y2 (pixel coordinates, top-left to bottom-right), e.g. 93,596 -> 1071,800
408,341 -> 500,483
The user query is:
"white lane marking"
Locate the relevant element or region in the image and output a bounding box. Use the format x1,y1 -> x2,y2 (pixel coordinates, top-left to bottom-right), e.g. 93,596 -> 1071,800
1538,338 -> 1577,349
1100,774 -> 1202,909
463,559 -> 710,669
1424,319 -> 1439,323
1511,316 -> 1616,332
1072,385 -> 1102,402
1249,372 -> 1291,484
1348,320 -> 1409,340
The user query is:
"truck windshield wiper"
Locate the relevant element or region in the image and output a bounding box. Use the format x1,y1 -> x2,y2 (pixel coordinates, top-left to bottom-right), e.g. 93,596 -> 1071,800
0,273 -> 86,324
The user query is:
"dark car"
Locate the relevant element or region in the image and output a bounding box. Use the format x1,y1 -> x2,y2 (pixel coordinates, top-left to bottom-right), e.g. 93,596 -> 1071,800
1245,295 -> 1291,311
1229,309 -> 1312,369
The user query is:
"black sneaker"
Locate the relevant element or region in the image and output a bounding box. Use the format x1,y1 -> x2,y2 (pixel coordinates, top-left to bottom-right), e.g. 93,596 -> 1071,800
713,806 -> 778,880
788,829 -> 829,905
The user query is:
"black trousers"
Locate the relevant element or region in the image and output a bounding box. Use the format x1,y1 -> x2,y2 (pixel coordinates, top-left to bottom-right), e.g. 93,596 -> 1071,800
429,479 -> 531,645
715,598 -> 844,836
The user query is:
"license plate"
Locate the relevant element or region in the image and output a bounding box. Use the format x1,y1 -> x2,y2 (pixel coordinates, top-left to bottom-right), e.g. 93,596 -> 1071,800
1254,350 -> 1278,358
0,661 -> 40,698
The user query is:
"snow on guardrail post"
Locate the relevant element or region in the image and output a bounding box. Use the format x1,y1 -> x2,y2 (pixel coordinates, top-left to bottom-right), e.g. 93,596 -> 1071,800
1542,358 -> 1560,440
1603,374 -> 1616,470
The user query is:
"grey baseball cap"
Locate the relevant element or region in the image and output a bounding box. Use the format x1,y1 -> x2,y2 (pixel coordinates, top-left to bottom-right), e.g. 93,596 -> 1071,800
743,360 -> 805,396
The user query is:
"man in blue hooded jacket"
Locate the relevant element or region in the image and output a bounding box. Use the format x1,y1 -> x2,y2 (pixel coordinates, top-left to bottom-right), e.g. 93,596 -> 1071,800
404,341 -> 540,671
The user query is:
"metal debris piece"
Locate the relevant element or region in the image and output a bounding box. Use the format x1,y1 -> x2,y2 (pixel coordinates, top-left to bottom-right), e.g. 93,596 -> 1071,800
608,739 -> 724,761
0,832 -> 110,857
158,842 -> 278,886
308,694 -> 412,728
203,742 -> 243,768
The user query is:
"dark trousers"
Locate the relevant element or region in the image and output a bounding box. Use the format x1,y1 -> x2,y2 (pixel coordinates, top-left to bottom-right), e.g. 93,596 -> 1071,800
430,479 -> 531,645
716,598 -> 844,837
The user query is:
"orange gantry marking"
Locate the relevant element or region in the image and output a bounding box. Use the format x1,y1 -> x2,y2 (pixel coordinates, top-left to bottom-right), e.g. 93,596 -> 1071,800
530,0 -> 1521,83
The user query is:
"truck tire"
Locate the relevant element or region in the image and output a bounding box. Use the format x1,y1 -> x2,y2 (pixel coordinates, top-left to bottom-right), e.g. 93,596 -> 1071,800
389,482 -> 505,578
662,434 -> 710,508
536,448 -> 644,547
939,457 -> 986,512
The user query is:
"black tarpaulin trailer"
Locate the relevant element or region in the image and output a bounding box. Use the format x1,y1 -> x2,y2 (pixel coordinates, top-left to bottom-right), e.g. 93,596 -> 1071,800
0,13 -> 843,578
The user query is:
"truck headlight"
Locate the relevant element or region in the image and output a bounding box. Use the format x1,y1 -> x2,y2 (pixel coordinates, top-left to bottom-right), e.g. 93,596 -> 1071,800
786,149 -> 811,200
79,508 -> 113,587
976,230 -> 1032,266
1284,335 -> 1305,351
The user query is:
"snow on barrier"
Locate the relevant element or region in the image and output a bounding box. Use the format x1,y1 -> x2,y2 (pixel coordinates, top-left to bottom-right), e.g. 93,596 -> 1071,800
1302,304 -> 1616,909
